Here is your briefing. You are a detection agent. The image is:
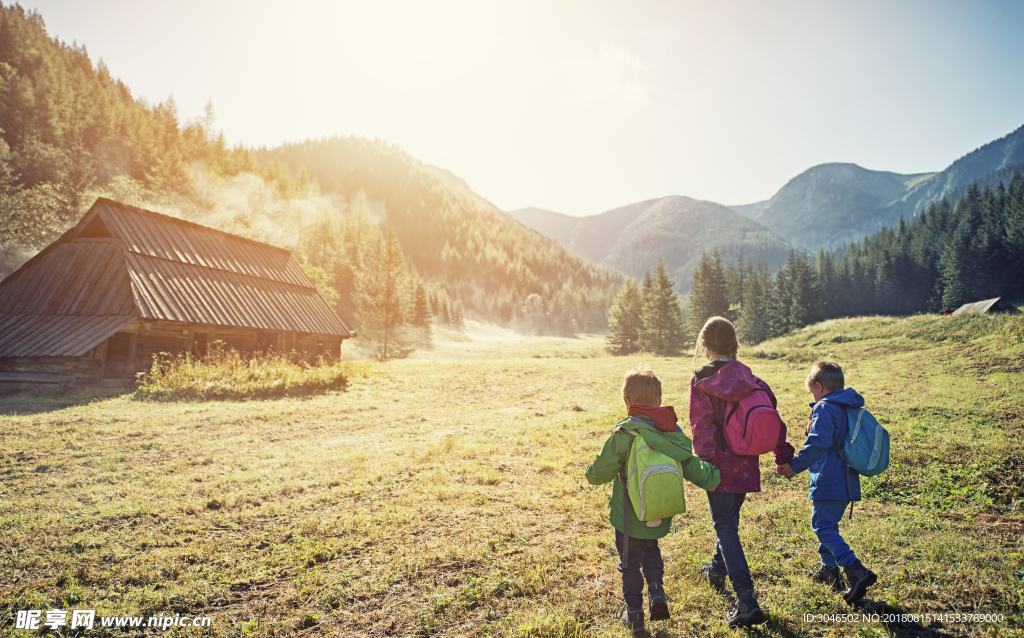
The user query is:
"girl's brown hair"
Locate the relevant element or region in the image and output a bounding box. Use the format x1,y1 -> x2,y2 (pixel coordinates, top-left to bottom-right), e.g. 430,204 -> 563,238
693,316 -> 739,365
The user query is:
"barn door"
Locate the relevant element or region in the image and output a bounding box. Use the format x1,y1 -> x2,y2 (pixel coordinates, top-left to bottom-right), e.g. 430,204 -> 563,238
193,332 -> 209,357
103,332 -> 136,379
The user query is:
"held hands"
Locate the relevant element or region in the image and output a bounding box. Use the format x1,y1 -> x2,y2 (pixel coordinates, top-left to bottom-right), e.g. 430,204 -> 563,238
776,463 -> 797,479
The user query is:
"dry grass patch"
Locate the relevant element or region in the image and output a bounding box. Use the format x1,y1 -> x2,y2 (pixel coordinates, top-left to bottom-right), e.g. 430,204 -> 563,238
133,347 -> 370,401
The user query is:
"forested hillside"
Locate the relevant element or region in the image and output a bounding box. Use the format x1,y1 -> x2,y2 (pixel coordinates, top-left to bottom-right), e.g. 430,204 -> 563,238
905,124 -> 1024,211
0,4 -> 306,260
269,138 -> 620,333
0,4 -> 619,336
686,172 -> 1024,343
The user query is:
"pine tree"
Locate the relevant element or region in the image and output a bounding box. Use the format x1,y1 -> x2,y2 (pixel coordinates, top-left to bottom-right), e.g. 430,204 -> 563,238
724,255 -> 747,321
450,295 -> 465,329
940,185 -> 982,309
766,267 -> 790,338
410,278 -> 433,345
737,261 -> 773,344
688,250 -> 728,335
411,279 -> 432,328
353,224 -> 414,359
605,278 -> 643,355
640,261 -> 688,356
1006,172 -> 1024,298
788,251 -> 820,328
0,138 -> 61,250
816,248 -> 838,319
520,293 -> 546,334
940,232 -> 972,310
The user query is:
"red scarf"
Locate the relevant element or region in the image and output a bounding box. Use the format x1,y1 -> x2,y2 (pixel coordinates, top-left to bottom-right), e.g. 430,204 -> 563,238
627,404 -> 680,432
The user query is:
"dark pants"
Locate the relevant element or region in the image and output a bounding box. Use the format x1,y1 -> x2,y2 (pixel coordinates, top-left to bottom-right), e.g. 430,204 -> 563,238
706,491 -> 753,593
614,529 -> 665,610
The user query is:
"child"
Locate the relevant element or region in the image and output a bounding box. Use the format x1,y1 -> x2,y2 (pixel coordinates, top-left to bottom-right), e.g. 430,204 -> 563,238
689,317 -> 794,627
586,364 -> 721,637
777,360 -> 878,604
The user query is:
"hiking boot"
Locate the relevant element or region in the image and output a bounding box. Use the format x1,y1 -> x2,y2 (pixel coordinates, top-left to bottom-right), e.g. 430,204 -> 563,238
842,561 -> 877,604
649,596 -> 670,622
647,582 -> 670,621
621,607 -> 646,637
726,589 -> 765,627
700,563 -> 727,593
809,564 -> 845,592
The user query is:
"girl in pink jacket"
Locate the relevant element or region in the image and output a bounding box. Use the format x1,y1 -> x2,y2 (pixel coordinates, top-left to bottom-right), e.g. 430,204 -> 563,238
689,317 -> 794,627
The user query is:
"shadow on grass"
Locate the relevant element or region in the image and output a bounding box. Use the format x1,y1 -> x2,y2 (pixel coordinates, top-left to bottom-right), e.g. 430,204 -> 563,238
0,388 -> 127,415
762,617 -> 810,638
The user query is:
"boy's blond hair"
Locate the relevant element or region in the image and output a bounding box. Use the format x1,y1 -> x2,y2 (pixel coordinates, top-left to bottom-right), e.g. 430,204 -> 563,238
623,364 -> 661,406
806,360 -> 845,393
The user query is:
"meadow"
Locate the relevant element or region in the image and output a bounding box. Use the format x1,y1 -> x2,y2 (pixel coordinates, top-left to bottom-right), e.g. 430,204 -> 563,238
1,313 -> 1022,637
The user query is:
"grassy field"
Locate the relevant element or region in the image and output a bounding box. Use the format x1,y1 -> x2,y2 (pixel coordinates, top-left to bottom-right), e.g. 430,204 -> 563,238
1,314 -> 1023,637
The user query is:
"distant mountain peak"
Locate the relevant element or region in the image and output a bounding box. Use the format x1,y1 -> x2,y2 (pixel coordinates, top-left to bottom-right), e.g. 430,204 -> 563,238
729,122 -> 1024,250
511,196 -> 798,293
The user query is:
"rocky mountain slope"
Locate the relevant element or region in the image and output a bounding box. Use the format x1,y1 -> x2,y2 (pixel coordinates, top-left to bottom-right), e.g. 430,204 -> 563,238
511,196 -> 798,294
732,124 -> 1024,250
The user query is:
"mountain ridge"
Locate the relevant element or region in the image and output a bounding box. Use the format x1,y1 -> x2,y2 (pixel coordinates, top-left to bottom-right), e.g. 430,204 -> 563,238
511,196 -> 798,294
729,124 -> 1024,249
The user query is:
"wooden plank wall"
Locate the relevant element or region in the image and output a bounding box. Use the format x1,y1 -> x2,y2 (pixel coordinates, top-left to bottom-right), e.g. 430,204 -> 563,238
125,322 -> 343,374
0,356 -> 107,391
0,320 -> 345,391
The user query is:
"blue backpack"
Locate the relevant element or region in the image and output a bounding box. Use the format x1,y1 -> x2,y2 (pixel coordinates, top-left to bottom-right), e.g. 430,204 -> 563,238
836,405 -> 890,477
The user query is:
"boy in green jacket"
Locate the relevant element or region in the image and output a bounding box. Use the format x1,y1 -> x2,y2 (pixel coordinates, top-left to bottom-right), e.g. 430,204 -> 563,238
586,365 -> 721,636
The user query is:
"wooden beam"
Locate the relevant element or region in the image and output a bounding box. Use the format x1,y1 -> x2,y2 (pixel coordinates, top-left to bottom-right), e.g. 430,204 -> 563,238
127,332 -> 139,375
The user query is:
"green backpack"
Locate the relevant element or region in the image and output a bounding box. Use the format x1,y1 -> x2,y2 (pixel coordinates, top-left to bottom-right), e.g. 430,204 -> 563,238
618,418 -> 688,522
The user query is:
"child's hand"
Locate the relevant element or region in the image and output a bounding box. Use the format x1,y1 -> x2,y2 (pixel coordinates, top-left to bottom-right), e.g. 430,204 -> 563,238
776,463 -> 796,479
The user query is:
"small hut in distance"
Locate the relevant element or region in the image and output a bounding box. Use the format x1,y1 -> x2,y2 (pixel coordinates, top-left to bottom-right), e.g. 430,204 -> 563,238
0,198 -> 354,390
951,297 -> 1021,316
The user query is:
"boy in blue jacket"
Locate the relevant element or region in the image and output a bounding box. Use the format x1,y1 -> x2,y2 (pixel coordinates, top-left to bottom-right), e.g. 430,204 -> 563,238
777,361 -> 878,604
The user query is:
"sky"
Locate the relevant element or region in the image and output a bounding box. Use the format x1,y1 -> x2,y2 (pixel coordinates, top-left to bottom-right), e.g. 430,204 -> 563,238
23,0 -> 1024,216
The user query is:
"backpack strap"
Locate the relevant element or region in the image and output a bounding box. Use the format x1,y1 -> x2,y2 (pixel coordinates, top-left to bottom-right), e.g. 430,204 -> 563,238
614,427 -> 638,568
832,441 -> 855,520
723,402 -> 742,430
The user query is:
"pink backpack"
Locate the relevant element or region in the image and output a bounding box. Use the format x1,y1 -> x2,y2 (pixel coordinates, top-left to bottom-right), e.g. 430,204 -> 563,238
721,387 -> 783,456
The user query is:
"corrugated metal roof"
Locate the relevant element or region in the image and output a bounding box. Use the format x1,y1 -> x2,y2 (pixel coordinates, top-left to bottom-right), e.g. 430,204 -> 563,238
91,200 -> 310,287
952,297 -> 1021,316
0,198 -> 354,347
0,314 -> 138,357
0,240 -> 136,316
124,251 -> 350,334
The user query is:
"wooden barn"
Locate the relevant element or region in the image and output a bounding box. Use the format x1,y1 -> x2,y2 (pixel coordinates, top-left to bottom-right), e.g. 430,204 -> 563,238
952,297 -> 1021,316
0,198 -> 354,390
